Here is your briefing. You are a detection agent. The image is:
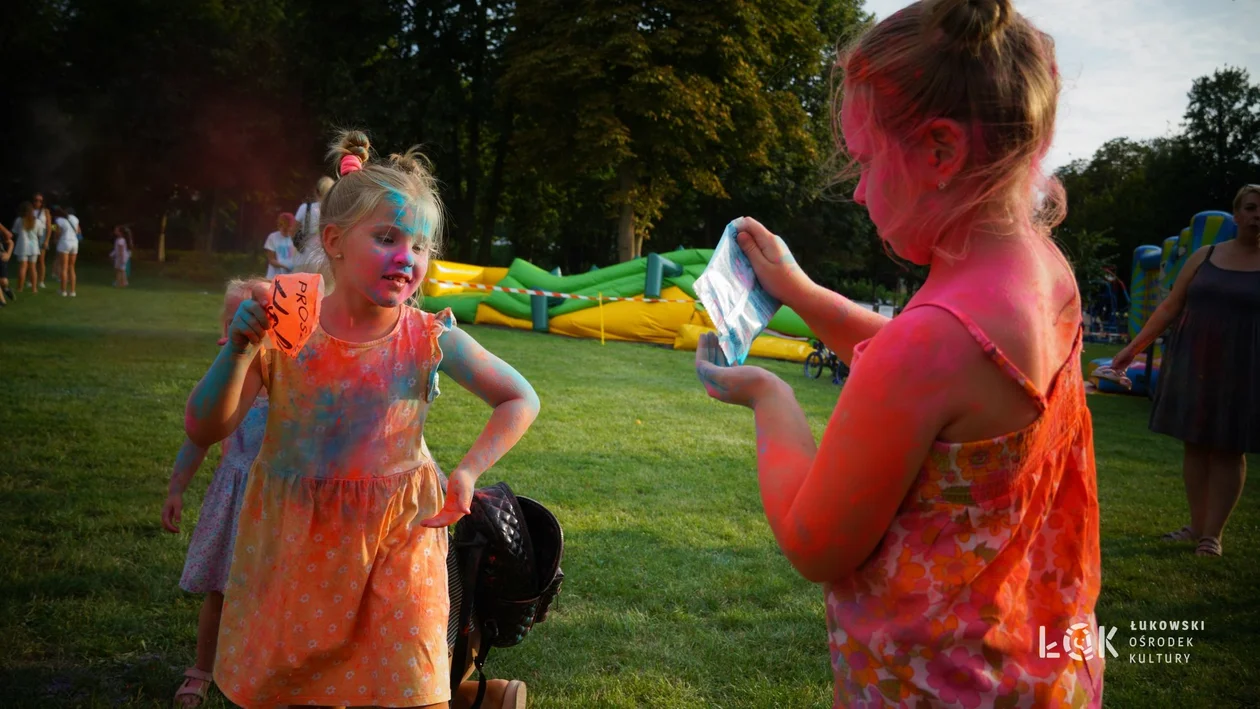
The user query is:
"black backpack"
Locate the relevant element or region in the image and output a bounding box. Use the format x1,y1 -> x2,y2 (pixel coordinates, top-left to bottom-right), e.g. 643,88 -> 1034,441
447,482 -> 564,708
293,202 -> 315,252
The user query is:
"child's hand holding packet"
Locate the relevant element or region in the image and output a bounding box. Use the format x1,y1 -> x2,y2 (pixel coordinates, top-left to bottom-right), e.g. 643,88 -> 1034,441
694,218 -> 781,366
267,273 -> 324,357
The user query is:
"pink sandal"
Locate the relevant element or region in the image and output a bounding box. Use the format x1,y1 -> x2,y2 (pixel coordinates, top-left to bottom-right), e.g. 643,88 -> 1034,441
173,667 -> 213,708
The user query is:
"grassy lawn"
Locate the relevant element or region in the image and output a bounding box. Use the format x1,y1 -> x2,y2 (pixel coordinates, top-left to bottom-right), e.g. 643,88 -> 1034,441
1,252 -> 1257,708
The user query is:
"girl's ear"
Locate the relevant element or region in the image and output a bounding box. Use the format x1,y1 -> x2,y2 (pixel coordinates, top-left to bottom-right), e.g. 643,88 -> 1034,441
323,223 -> 344,260
916,118 -> 969,188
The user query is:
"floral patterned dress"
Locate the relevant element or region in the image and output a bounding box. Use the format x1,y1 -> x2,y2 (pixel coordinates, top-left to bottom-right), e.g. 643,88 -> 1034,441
214,307 -> 455,708
826,303 -> 1103,708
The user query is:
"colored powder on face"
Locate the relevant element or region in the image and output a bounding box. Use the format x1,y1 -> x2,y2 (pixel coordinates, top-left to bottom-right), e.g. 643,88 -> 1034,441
385,188 -> 433,241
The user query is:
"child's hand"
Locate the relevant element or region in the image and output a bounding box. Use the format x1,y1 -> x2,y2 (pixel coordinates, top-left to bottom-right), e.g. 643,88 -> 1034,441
226,284 -> 273,355
161,493 -> 183,533
1108,346 -> 1135,375
421,468 -> 475,528
696,332 -> 782,408
734,217 -> 813,307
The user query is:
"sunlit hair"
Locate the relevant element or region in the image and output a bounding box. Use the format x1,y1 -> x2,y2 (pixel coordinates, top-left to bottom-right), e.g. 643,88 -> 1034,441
831,0 -> 1063,261
296,130 -> 444,291
314,176 -> 335,200
221,277 -> 265,322
1234,185 -> 1260,213
19,202 -> 34,231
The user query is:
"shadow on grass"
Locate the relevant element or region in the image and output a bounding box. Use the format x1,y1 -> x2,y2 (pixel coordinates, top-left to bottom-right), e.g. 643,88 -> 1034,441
0,654 -> 217,709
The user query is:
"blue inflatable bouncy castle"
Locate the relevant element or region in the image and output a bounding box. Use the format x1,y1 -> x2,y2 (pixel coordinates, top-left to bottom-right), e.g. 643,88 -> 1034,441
1087,211 -> 1238,396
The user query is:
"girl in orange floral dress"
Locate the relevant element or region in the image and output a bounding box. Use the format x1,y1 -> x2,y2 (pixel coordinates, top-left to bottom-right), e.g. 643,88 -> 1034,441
184,130 -> 540,709
696,0 -> 1103,706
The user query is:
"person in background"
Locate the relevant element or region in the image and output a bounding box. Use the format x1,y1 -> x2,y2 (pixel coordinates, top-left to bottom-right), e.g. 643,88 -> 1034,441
293,176 -> 334,252
32,192 -> 51,289
124,226 -> 136,282
67,207 -> 82,243
52,206 -> 79,297
12,202 -> 40,294
262,212 -> 297,279
110,226 -> 132,287
0,221 -> 14,306
1112,184 -> 1260,558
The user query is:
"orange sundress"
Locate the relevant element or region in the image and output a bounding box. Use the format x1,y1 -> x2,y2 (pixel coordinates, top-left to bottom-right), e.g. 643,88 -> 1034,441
214,307 -> 456,708
826,303 -> 1104,708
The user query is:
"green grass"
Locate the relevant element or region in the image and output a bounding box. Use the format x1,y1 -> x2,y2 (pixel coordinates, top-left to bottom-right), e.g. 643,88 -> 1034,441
1,255 -> 1257,708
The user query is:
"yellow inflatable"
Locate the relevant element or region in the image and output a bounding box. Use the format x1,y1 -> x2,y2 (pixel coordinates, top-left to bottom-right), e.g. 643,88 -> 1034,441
423,261 -> 509,297
673,323 -> 812,362
424,258 -> 816,363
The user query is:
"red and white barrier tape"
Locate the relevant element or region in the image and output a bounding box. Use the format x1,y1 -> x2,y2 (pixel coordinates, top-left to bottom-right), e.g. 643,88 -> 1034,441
425,279 -> 694,304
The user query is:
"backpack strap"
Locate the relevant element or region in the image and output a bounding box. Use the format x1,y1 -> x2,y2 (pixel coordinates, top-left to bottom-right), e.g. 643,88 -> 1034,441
451,532 -> 486,697
468,626 -> 495,709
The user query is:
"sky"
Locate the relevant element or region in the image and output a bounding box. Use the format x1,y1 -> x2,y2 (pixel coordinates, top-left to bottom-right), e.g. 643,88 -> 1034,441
860,0 -> 1260,171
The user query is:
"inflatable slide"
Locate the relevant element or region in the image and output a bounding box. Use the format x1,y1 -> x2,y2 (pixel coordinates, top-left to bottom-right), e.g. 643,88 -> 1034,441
1088,210 -> 1238,396
417,249 -> 819,362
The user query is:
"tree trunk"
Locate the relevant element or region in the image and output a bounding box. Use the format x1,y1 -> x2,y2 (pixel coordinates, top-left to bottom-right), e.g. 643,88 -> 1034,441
477,111 -> 512,266
447,121 -> 468,259
455,0 -> 487,263
236,199 -> 247,252
199,189 -> 221,253
617,163 -> 635,263
460,117 -> 481,262
158,212 -> 167,262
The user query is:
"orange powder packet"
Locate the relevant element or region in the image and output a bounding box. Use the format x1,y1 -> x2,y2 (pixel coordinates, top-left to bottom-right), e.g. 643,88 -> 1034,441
267,273 -> 323,357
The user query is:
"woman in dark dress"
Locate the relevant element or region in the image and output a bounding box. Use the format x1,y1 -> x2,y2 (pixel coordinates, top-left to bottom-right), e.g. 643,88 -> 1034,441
1113,184 -> 1260,557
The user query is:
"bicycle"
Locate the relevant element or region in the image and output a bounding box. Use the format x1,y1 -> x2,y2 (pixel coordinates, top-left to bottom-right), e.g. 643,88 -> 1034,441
804,340 -> 849,385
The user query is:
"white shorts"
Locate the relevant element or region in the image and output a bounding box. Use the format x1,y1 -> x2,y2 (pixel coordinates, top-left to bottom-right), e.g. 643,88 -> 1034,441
16,253 -> 37,263
57,239 -> 79,255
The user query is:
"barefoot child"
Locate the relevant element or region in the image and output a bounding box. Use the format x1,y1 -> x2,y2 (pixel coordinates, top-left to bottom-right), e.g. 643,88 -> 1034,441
163,279 -> 270,708
110,226 -> 132,287
697,0 -> 1103,705
184,130 -> 540,709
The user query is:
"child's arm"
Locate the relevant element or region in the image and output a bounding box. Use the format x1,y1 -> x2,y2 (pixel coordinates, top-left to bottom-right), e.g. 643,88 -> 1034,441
792,283 -> 891,365
697,308 -> 965,584
735,218 -> 888,364
161,437 -> 211,533
185,285 -> 271,447
264,249 -> 285,269
421,327 -> 541,527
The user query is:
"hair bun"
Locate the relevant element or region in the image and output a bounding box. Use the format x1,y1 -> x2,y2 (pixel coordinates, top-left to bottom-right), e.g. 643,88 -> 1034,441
327,129 -> 372,169
926,0 -> 1013,53
388,149 -> 431,175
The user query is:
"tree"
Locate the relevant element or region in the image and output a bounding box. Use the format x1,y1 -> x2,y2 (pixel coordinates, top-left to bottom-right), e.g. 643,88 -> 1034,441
1182,66 -> 1260,208
503,0 -> 827,262
1055,226 -> 1117,298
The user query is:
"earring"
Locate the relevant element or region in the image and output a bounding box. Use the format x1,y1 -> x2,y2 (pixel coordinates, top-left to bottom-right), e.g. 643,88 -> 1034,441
334,253 -> 344,260
938,181 -> 947,191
